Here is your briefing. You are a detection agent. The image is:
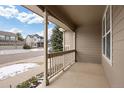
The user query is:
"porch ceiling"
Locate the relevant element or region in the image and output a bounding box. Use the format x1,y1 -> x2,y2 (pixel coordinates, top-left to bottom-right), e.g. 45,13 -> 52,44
45,5 -> 106,27
24,5 -> 106,31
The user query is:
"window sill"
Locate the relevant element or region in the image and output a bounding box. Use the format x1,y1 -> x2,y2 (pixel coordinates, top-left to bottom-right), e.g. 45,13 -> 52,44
102,54 -> 112,66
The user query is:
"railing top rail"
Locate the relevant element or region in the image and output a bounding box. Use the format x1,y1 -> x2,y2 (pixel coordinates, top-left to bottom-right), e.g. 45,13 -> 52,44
48,49 -> 75,58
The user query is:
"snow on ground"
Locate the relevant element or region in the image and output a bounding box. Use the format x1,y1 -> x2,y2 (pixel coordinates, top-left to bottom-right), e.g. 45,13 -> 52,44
0,63 -> 40,80
30,48 -> 44,51
0,48 -> 43,55
0,49 -> 29,55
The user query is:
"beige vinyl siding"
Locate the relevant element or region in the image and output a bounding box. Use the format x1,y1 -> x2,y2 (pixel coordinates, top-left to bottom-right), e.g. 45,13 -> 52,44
64,31 -> 75,50
102,6 -> 124,87
76,25 -> 101,64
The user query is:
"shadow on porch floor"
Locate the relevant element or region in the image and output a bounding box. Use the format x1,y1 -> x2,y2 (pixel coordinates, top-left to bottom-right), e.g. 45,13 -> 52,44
47,62 -> 109,88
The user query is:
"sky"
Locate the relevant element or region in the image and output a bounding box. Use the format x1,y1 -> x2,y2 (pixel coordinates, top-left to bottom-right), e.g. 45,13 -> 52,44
0,5 -> 55,39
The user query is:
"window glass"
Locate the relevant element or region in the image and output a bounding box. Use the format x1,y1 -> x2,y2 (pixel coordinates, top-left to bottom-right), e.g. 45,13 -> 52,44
10,36 -> 16,41
6,36 -> 10,40
102,18 -> 105,36
106,6 -> 110,32
0,35 -> 5,40
102,6 -> 112,63
103,37 -> 105,54
106,33 -> 110,59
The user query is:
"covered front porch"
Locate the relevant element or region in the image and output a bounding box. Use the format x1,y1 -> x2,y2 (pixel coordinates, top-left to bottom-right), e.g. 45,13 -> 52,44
24,5 -> 109,88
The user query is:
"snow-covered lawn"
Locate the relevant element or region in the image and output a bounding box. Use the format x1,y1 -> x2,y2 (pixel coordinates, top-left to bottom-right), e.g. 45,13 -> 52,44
0,63 -> 40,80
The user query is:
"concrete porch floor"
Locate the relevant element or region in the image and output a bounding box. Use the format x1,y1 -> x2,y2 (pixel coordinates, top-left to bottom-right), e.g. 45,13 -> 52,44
48,62 -> 109,88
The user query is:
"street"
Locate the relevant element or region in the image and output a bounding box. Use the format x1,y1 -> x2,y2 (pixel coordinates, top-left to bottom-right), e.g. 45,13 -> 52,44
0,49 -> 44,65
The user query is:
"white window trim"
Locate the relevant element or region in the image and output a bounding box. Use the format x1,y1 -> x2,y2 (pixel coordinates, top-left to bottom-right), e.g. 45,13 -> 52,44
102,5 -> 113,66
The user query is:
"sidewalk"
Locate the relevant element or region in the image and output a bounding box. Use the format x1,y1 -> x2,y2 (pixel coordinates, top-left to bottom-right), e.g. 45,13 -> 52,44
0,56 -> 44,88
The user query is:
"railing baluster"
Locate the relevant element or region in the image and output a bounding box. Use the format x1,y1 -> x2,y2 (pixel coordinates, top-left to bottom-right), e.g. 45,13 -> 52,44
64,54 -> 66,67
61,55 -> 63,70
48,50 -> 75,79
48,58 -> 49,76
54,56 -> 56,74
55,56 -> 57,73
49,56 -> 52,76
57,56 -> 59,71
60,55 -> 62,70
51,55 -> 53,75
60,56 -> 62,70
53,56 -> 55,75
63,54 -> 64,70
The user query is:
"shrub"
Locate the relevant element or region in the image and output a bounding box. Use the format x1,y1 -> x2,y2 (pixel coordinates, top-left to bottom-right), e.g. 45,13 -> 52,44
16,76 -> 39,88
23,44 -> 31,49
16,80 -> 30,88
29,77 -> 38,85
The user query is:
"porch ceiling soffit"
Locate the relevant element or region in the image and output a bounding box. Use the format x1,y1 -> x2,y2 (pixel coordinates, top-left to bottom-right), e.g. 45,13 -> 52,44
47,5 -> 106,27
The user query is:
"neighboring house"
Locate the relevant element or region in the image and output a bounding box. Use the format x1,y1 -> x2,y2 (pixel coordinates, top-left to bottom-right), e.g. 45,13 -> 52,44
25,34 -> 43,48
0,31 -> 24,49
48,40 -> 52,52
33,34 -> 44,47
0,31 -> 17,41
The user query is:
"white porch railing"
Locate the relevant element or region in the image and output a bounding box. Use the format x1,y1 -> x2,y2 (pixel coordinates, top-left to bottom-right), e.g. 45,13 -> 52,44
47,50 -> 75,79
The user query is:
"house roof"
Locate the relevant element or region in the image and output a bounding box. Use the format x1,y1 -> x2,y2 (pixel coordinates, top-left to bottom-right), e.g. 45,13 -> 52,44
27,35 -> 33,38
26,34 -> 43,39
33,34 -> 44,39
0,31 -> 16,36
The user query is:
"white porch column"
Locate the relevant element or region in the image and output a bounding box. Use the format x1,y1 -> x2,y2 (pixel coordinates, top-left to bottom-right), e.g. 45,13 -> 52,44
63,31 -> 65,51
74,32 -> 77,62
73,32 -> 77,62
43,9 -> 49,86
62,31 -> 65,71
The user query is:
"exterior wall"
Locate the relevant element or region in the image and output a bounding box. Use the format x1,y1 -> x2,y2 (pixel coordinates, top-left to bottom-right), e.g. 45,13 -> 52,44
25,36 -> 33,47
0,41 -> 24,50
102,6 -> 124,87
64,31 -> 75,51
76,25 -> 101,64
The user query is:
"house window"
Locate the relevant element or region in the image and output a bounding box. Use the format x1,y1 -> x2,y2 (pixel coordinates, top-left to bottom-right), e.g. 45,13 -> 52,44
10,36 -> 16,41
5,36 -> 10,41
0,35 -> 5,40
102,6 -> 112,65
